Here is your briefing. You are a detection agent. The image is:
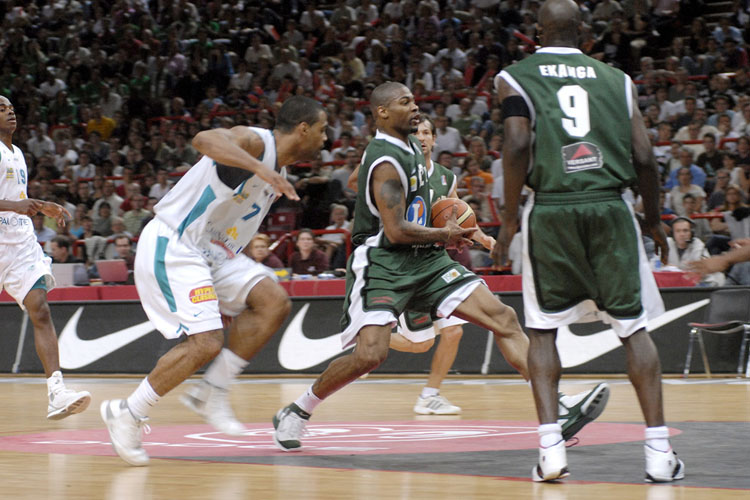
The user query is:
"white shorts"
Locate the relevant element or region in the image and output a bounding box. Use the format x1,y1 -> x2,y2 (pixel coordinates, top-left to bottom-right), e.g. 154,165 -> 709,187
135,218 -> 277,339
0,235 -> 55,310
397,312 -> 467,343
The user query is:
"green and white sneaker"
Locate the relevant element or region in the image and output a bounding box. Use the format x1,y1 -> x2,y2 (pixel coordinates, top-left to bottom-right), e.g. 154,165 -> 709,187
558,383 -> 610,441
272,403 -> 310,452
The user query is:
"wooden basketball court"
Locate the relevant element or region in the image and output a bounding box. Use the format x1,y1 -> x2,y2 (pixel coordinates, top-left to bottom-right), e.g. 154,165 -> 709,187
0,375 -> 748,499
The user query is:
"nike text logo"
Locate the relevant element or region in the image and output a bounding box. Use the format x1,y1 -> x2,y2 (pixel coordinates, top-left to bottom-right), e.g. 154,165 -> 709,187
277,303 -> 352,370
58,307 -> 156,369
557,300 -> 709,368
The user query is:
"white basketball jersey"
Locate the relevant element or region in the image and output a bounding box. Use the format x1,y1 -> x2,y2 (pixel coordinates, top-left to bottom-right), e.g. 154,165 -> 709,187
154,127 -> 282,263
0,142 -> 33,245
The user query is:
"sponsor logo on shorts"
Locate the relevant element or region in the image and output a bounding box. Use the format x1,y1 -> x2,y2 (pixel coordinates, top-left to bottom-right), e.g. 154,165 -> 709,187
412,314 -> 430,325
189,286 -> 217,303
561,141 -> 603,173
406,196 -> 427,226
441,269 -> 461,283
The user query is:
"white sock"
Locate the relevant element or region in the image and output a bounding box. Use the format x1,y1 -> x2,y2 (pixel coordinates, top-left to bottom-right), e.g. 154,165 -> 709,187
294,385 -> 323,414
421,387 -> 440,398
538,423 -> 563,448
645,426 -> 670,452
127,378 -> 160,419
47,371 -> 64,394
204,348 -> 248,390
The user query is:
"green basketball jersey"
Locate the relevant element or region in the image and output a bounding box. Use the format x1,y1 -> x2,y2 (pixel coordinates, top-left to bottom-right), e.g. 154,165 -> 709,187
500,47 -> 636,193
352,130 -> 430,248
427,161 -> 457,205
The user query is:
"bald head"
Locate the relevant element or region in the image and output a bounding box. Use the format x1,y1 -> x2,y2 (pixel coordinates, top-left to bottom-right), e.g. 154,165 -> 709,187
370,82 -> 409,114
539,0 -> 581,47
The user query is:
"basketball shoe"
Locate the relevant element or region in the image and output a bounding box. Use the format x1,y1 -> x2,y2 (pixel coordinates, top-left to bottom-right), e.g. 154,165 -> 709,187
47,387 -> 91,420
532,439 -> 569,482
645,445 -> 685,482
413,394 -> 461,415
272,403 -> 310,451
100,399 -> 150,466
180,381 -> 245,435
558,383 -> 610,441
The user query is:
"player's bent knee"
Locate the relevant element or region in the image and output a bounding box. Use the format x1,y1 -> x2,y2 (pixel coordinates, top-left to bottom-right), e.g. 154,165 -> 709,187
28,300 -> 52,326
412,339 -> 435,353
187,330 -> 225,361
354,345 -> 389,371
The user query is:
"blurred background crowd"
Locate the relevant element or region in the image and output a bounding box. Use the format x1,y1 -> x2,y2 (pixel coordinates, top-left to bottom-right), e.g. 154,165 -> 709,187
8,0 -> 750,283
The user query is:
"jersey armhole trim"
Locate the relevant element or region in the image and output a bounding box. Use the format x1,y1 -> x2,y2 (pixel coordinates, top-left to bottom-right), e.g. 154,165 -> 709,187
624,74 -> 634,120
498,71 -> 536,129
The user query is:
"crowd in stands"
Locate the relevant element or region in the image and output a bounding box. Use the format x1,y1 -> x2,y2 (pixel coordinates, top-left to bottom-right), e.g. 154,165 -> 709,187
7,0 -> 750,284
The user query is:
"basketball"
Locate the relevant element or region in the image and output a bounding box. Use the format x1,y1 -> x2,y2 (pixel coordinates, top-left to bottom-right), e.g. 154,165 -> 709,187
430,198 -> 476,229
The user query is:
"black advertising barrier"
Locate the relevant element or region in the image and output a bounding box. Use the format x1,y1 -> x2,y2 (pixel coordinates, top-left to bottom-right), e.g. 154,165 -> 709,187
0,288 -> 745,374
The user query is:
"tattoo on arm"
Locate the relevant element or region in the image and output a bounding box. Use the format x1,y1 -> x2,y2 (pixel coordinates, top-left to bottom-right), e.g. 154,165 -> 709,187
381,179 -> 404,210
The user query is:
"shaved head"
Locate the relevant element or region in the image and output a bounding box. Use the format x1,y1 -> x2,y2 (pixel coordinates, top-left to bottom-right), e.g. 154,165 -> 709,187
370,82 -> 409,114
539,0 -> 581,47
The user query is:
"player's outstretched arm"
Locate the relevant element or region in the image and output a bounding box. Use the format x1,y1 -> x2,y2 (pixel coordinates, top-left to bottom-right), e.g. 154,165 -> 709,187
40,201 -> 71,226
0,198 -> 44,216
630,82 -> 668,265
192,126 -> 299,201
372,162 -> 472,246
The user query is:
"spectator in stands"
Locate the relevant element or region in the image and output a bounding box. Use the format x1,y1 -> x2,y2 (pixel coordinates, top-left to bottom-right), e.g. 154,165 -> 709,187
696,133 -> 722,178
49,236 -> 82,264
122,195 -> 150,237
707,95 -> 735,127
681,194 -> 712,241
119,182 -> 143,214
86,105 -> 116,141
732,158 -> 750,194
667,217 -> 725,286
93,180 -> 123,215
732,103 -> 750,135
669,167 -> 707,216
467,136 -> 493,171
458,157 -> 494,197
246,233 -> 284,269
172,132 -> 198,166
33,213 -> 56,244
290,229 -> 329,276
708,167 -> 734,209
319,203 -> 352,269
72,151 -> 96,182
665,148 -> 707,189
112,234 -> 135,272
432,115 -> 465,161
67,203 -> 89,239
92,201 -> 114,237
148,169 -> 172,201
710,183 -> 747,234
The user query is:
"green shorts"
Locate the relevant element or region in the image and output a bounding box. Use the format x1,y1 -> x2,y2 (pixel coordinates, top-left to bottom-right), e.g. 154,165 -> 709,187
527,190 -> 642,317
340,244 -> 481,348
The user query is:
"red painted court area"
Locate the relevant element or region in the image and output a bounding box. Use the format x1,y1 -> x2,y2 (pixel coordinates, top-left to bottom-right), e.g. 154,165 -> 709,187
0,420 -> 680,459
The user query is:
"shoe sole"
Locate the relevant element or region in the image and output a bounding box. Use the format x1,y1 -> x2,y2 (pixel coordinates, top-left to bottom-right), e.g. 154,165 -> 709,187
47,394 -> 92,420
272,413 -> 302,452
99,402 -> 149,466
413,406 -> 461,415
532,464 -> 570,482
562,383 -> 610,441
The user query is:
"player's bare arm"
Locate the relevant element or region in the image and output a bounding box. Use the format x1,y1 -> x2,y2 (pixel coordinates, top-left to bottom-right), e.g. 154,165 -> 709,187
40,201 -> 71,227
630,82 -> 668,265
373,162 -> 472,246
492,77 -> 530,265
0,198 -> 44,216
347,163 -> 361,191
192,126 -> 299,201
449,186 -> 495,250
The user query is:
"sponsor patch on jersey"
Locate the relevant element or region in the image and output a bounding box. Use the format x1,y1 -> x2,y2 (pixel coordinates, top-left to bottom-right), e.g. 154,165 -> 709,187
441,175 -> 447,186
5,167 -> 13,179
189,286 -> 217,304
406,196 -> 427,226
441,269 -> 461,283
561,142 -> 603,173
409,176 -> 417,192
226,226 -> 238,240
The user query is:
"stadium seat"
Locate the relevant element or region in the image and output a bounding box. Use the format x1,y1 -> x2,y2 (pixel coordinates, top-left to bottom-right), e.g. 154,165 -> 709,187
683,288 -> 750,378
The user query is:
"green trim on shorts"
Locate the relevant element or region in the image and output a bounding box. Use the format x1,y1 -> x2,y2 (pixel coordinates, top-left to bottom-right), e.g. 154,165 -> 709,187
154,236 -> 177,313
29,276 -> 48,292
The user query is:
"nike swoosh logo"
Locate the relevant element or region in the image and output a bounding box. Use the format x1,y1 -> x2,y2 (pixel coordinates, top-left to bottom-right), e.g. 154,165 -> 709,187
557,299 -> 709,368
277,303 -> 352,370
58,307 -> 156,369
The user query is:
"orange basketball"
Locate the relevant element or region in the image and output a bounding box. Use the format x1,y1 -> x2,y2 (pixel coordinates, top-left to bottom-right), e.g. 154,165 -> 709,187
430,198 -> 477,229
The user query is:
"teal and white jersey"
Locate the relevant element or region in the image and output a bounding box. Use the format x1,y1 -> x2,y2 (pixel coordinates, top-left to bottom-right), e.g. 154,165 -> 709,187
0,142 -> 32,245
154,127 -> 281,263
